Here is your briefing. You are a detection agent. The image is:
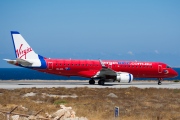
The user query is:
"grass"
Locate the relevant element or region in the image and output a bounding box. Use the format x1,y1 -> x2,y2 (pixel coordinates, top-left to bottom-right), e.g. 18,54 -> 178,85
54,100 -> 67,105
0,87 -> 180,120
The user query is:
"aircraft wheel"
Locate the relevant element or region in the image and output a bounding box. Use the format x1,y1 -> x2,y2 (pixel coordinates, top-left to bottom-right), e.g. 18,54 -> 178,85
158,81 -> 162,85
98,80 -> 104,85
89,79 -> 95,84
158,78 -> 163,85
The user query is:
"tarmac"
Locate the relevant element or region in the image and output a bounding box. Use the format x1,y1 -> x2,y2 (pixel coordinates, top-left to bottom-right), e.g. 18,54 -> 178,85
0,80 -> 180,89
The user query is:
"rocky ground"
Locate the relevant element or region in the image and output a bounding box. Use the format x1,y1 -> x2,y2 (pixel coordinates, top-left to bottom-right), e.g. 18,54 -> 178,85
0,87 -> 180,120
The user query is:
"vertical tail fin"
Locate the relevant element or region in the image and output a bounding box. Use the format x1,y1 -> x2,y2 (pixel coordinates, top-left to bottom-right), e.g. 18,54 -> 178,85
10,31 -> 47,68
11,31 -> 39,59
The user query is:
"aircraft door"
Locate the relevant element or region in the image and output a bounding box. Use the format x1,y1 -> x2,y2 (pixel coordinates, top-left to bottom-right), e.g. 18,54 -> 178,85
158,65 -> 162,73
48,62 -> 53,70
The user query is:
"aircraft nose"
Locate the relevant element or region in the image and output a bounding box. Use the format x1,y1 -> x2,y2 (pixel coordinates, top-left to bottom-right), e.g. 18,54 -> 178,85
172,69 -> 178,77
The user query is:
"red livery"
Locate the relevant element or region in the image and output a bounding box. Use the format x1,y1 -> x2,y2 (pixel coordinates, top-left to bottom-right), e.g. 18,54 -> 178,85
5,31 -> 178,85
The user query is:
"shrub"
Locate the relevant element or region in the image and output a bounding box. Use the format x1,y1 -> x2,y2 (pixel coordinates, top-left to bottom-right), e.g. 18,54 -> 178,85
54,100 -> 67,105
174,80 -> 179,82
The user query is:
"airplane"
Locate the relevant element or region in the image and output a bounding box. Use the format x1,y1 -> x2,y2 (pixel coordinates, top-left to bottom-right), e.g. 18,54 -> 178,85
4,31 -> 178,85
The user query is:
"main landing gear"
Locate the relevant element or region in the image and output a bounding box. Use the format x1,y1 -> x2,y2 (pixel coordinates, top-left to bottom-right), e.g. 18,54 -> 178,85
158,78 -> 163,85
89,79 -> 105,85
89,79 -> 95,85
98,79 -> 105,85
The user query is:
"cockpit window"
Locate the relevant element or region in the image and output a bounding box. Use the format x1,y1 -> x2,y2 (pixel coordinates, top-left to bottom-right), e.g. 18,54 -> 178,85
166,65 -> 171,68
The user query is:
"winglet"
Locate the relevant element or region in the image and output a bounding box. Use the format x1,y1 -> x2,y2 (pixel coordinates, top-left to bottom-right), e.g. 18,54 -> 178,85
99,59 -> 107,68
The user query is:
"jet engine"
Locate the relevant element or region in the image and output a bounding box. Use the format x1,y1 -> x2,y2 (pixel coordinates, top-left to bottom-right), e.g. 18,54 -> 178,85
116,72 -> 133,83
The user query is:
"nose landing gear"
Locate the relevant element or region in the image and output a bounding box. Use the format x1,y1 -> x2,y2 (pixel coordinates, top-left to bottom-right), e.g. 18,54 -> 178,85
158,78 -> 163,85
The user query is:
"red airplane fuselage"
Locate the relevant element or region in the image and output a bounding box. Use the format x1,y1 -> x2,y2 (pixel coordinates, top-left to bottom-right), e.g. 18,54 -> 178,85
37,59 -> 177,79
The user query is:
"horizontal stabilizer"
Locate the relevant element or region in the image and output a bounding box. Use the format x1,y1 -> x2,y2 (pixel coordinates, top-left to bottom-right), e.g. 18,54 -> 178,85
4,59 -> 17,65
16,58 -> 33,66
4,58 -> 33,67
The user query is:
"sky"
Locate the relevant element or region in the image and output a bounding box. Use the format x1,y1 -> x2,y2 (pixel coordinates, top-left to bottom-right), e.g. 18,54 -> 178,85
1,0 -> 180,68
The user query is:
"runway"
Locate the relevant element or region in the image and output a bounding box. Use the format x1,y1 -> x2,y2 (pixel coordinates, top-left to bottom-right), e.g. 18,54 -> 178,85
0,80 -> 180,89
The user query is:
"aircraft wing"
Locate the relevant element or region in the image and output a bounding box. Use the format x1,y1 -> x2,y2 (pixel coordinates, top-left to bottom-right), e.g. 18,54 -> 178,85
93,60 -> 117,78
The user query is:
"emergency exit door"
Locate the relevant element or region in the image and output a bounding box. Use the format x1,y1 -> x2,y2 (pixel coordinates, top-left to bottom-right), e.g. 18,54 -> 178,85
48,62 -> 53,70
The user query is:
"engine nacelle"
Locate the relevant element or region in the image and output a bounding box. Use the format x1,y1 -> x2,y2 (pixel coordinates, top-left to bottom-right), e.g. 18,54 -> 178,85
116,72 -> 133,83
